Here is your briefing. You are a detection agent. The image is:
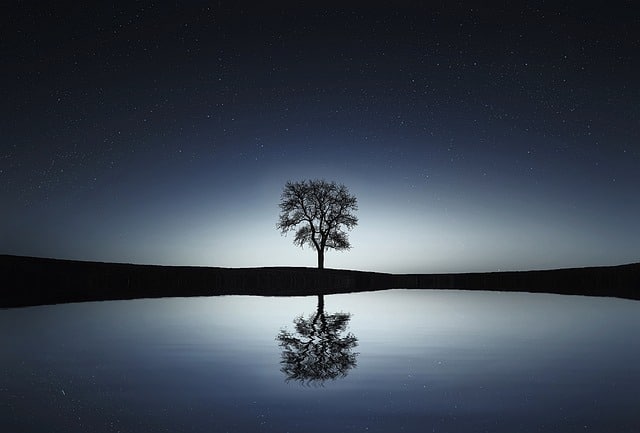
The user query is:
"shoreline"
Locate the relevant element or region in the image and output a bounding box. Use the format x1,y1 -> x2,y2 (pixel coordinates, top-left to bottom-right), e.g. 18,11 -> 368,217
1,254 -> 638,308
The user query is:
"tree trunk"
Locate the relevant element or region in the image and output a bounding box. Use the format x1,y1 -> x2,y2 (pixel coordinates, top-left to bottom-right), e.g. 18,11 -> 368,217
317,248 -> 324,269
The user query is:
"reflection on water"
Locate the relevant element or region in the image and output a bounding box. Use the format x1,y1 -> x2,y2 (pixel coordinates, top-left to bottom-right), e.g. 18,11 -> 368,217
1,289 -> 639,433
277,294 -> 358,385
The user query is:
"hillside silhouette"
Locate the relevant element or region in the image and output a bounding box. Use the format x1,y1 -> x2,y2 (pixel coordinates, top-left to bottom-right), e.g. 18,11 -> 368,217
1,254 -> 638,308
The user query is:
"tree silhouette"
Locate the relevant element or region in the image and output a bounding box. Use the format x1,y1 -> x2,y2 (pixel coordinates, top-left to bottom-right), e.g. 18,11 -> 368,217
276,295 -> 358,386
277,179 -> 358,269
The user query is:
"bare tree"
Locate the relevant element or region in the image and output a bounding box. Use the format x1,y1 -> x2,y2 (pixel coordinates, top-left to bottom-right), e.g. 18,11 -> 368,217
276,295 -> 358,386
277,179 -> 358,269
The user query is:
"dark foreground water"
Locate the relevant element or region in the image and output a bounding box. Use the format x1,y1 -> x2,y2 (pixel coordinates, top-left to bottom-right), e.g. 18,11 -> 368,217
1,289 -> 639,432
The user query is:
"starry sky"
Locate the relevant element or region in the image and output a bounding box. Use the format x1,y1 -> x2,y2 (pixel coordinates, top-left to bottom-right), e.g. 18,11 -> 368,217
2,2 -> 639,273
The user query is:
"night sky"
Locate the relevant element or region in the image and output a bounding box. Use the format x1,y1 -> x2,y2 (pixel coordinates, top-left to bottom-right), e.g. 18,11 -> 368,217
2,3 -> 639,273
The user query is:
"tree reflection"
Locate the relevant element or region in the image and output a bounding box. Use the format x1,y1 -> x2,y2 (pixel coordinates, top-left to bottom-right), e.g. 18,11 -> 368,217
276,295 -> 358,386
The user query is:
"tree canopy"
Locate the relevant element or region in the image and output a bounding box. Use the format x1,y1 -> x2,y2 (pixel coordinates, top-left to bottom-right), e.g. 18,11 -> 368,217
277,179 -> 358,269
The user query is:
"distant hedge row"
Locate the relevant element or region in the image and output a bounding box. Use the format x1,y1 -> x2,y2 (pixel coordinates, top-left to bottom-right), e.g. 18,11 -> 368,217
1,255 -> 638,308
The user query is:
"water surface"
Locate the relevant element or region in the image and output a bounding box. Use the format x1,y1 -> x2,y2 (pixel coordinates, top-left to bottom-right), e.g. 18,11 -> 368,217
1,289 -> 639,432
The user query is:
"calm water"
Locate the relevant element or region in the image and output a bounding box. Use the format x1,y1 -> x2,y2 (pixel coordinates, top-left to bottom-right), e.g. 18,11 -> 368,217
1,289 -> 639,432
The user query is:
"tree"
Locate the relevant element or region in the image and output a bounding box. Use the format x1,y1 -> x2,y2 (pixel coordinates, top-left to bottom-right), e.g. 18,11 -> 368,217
277,179 -> 358,269
276,295 -> 359,386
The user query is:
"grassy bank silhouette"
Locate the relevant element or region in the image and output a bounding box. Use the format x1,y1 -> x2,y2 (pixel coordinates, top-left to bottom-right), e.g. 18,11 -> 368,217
1,254 -> 638,308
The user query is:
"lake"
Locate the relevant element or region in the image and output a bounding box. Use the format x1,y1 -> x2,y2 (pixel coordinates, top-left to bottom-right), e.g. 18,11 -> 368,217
1,289 -> 639,432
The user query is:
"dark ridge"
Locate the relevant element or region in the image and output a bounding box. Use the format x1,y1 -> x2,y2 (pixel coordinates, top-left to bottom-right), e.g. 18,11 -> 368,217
1,254 -> 638,308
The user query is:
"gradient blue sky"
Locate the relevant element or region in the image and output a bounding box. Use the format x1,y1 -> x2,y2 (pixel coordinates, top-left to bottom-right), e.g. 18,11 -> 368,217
2,3 -> 639,273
